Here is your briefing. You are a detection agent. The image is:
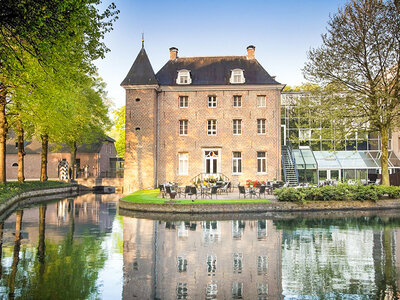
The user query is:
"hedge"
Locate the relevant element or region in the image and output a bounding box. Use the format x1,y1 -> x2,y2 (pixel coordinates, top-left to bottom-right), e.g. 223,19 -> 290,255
274,184 -> 400,203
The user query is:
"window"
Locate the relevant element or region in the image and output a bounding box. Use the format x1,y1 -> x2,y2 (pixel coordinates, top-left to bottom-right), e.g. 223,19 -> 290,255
232,282 -> 243,299
257,152 -> 267,173
179,120 -> 188,136
257,95 -> 266,107
233,253 -> 243,273
257,256 -> 268,275
230,69 -> 245,84
232,152 -> 242,174
177,256 -> 187,272
257,119 -> 266,135
176,69 -> 191,84
257,283 -> 268,297
207,120 -> 217,136
208,96 -> 217,108
178,153 -> 188,175
233,119 -> 242,135
206,255 -> 217,273
233,95 -> 242,107
179,96 -> 188,108
232,220 -> 245,239
257,220 -> 267,239
206,283 -> 218,298
176,282 -> 188,299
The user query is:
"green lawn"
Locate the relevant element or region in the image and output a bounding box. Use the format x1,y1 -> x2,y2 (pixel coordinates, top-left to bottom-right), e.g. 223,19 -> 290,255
121,189 -> 271,204
0,181 -> 74,204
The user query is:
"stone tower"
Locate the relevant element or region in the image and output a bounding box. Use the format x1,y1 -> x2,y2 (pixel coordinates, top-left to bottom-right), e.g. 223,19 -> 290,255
121,46 -> 159,194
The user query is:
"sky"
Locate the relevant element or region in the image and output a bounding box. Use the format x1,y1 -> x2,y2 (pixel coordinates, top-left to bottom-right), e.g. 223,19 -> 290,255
94,0 -> 348,110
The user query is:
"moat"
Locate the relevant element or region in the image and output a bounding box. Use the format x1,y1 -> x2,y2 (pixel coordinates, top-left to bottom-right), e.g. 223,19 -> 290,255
0,193 -> 399,299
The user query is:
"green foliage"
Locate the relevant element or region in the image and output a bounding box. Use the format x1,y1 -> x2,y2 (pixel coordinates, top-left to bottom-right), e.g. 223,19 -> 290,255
274,184 -> 400,203
111,106 -> 125,157
0,181 -> 73,203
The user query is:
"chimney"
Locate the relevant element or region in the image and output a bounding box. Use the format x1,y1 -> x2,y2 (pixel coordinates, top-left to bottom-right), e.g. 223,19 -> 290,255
247,45 -> 255,59
170,47 -> 178,60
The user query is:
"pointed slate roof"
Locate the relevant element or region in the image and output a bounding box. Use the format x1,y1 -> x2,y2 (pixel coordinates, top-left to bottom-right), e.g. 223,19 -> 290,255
121,48 -> 158,86
155,56 -> 280,86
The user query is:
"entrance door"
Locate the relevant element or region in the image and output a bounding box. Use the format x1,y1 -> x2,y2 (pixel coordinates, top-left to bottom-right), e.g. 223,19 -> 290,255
204,151 -> 219,174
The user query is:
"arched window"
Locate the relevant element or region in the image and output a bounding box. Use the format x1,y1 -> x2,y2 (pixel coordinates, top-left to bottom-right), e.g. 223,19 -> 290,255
176,69 -> 192,85
230,69 -> 245,84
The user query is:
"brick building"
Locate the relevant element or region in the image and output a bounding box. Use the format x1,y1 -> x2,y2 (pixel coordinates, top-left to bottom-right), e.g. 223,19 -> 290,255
121,45 -> 284,193
6,134 -> 117,180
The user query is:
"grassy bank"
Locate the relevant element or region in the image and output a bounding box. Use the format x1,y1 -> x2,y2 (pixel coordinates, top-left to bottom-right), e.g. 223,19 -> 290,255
0,181 -> 73,204
122,189 -> 271,204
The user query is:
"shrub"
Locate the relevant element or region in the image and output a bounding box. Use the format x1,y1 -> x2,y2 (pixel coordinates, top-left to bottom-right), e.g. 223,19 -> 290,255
274,183 -> 400,203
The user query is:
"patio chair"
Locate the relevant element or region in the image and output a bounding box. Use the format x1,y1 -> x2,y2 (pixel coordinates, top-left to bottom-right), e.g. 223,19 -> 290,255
165,186 -> 177,199
238,186 -> 248,199
257,185 -> 267,198
188,186 -> 197,200
360,179 -> 368,185
375,178 -> 381,185
219,182 -> 230,195
205,186 -> 218,199
182,186 -> 191,198
159,184 -> 166,198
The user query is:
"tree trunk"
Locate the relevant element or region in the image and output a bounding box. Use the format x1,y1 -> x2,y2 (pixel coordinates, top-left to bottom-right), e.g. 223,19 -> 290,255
16,116 -> 25,182
9,210 -> 23,300
0,222 -> 3,280
40,134 -> 49,182
71,141 -> 77,180
38,205 -> 46,278
0,85 -> 8,184
381,125 -> 390,186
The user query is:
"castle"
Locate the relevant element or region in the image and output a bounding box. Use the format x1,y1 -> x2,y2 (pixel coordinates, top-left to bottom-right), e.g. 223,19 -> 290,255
121,44 -> 284,193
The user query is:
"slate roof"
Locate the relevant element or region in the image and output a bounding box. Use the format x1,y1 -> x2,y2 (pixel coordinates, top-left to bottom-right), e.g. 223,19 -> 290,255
121,47 -> 158,86
156,56 -> 280,86
121,47 -> 281,87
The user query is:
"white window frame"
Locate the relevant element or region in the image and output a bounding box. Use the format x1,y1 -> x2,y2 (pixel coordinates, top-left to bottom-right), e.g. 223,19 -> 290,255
208,96 -> 217,108
233,119 -> 242,135
257,152 -> 267,174
233,95 -> 242,107
232,152 -> 242,174
178,153 -> 188,175
257,95 -> 266,107
207,120 -> 217,136
257,119 -> 266,135
176,69 -> 192,85
179,96 -> 188,108
230,69 -> 245,84
179,120 -> 188,136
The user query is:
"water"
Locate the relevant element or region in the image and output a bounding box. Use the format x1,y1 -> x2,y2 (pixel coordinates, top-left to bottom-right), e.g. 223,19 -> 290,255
0,194 -> 399,299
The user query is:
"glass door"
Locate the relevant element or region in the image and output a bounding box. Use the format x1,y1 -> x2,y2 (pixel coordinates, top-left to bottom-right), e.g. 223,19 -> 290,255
205,151 -> 219,174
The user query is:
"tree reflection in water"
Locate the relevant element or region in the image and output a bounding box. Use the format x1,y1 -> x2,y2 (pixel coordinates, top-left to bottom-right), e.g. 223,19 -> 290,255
0,199 -> 107,300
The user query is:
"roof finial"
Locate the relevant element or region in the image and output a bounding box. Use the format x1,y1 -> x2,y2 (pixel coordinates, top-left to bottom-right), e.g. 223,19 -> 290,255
141,32 -> 144,48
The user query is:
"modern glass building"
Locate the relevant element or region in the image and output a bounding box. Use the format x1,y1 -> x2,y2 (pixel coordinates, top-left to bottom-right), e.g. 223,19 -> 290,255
281,92 -> 400,185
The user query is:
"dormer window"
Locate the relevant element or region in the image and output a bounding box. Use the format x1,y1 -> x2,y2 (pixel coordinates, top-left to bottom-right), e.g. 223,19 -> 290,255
176,69 -> 192,85
230,69 -> 245,84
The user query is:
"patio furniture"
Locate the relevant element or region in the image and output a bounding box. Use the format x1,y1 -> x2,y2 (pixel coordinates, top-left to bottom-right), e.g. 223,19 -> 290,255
238,186 -> 248,198
360,179 -> 368,185
188,186 -> 197,200
257,185 -> 267,198
182,186 -> 191,198
159,184 -> 166,198
205,186 -> 218,199
165,186 -> 177,199
375,178 -> 381,185
219,182 -> 230,195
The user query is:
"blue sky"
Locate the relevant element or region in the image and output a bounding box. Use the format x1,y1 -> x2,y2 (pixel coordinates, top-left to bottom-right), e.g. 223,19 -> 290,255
95,0 -> 348,109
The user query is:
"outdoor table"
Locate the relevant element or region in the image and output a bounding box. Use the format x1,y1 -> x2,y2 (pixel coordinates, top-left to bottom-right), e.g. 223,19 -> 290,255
247,186 -> 258,198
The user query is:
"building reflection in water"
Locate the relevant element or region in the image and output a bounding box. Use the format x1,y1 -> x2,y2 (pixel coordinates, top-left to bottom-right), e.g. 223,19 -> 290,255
122,218 -> 282,299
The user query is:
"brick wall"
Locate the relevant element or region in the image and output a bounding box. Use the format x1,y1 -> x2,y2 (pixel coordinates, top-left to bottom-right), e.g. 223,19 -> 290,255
124,86 -> 282,192
124,87 -> 158,193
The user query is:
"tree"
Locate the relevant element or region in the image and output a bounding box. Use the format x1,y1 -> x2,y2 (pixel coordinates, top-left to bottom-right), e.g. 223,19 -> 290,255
111,106 -> 125,157
0,0 -> 119,183
303,0 -> 400,186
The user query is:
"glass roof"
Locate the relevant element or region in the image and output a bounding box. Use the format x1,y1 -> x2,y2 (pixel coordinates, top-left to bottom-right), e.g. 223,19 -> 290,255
293,147 -> 317,170
313,151 -> 341,170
